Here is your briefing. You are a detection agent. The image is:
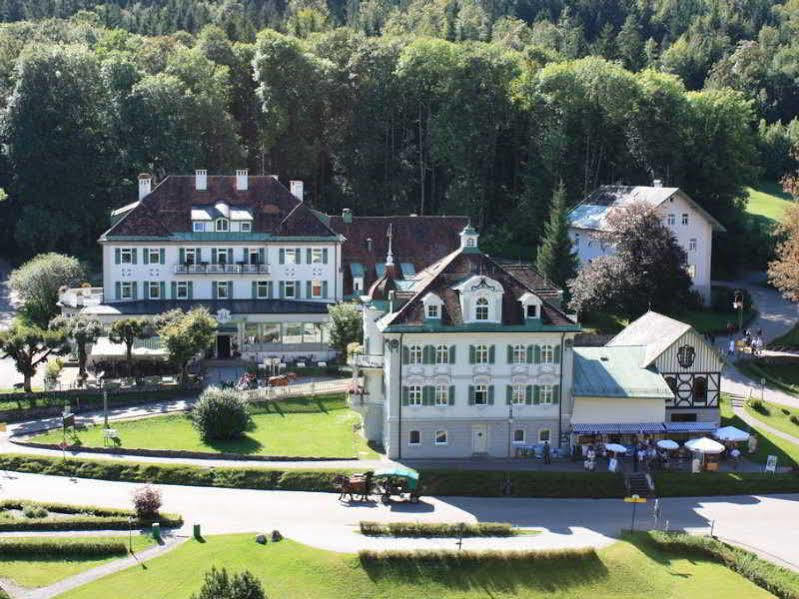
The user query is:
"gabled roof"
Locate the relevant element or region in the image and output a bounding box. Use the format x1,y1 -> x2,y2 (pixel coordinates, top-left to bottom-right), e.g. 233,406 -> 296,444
568,185 -> 726,232
573,346 -> 673,399
606,311 -> 692,367
326,214 -> 468,296
382,249 -> 578,329
102,176 -> 337,240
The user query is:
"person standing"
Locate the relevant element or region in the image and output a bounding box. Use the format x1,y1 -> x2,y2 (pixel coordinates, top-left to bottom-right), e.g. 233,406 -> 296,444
543,440 -> 551,464
728,338 -> 735,356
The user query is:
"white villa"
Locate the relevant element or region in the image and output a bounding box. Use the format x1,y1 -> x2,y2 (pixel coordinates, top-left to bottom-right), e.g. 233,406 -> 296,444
567,182 -> 725,305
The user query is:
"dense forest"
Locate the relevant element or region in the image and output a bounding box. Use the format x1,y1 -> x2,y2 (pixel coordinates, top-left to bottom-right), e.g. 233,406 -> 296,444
0,0 -> 795,271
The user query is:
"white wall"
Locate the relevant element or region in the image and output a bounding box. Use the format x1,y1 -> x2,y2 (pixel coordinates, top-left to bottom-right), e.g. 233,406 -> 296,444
571,397 -> 666,424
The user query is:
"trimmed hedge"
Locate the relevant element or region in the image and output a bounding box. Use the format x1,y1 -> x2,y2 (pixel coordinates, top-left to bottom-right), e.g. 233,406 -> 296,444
358,547 -> 595,563
421,470 -> 626,498
360,521 -> 514,537
0,537 -> 127,558
0,498 -> 183,531
654,472 -> 799,497
639,531 -> 799,599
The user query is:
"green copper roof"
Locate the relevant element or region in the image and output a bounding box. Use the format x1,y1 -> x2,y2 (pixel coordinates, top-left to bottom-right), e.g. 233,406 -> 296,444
573,346 -> 673,399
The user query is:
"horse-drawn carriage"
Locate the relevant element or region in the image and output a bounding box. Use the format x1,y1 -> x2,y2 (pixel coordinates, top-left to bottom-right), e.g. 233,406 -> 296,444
333,467 -> 421,504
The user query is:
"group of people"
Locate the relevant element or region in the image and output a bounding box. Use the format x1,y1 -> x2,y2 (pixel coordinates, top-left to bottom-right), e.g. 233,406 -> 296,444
726,325 -> 764,357
580,440 -> 674,473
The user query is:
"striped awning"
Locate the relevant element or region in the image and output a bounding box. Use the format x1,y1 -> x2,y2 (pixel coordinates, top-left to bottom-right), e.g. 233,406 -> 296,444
664,422 -> 718,433
571,422 -> 665,434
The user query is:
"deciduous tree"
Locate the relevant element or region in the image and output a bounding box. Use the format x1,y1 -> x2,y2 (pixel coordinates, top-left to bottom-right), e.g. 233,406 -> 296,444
327,302 -> 362,355
0,323 -> 67,392
158,308 -> 217,384
108,317 -> 151,375
769,202 -> 799,300
8,253 -> 85,327
49,315 -> 104,382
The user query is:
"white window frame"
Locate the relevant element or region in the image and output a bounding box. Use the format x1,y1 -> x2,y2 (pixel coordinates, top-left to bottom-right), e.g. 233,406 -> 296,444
310,248 -> 323,264
408,345 -> 423,364
667,214 -> 675,226
147,248 -> 160,264
435,385 -> 449,406
427,304 -> 439,319
175,281 -> 189,300
184,248 -> 196,265
147,281 -> 160,299
474,344 -> 489,364
284,249 -> 298,265
435,344 -> 449,364
409,430 -> 421,445
216,281 -> 230,300
120,281 -> 133,299
474,384 -> 488,405
513,429 -> 526,444
193,222 -> 205,232
526,304 -> 539,319
512,384 -> 525,405
540,385 -> 553,405
284,281 -> 296,298
689,238 -> 697,251
311,279 -> 322,298
256,281 -> 270,299
475,297 -> 489,321
539,428 -> 551,443
215,218 -> 229,232
435,430 -> 448,445
540,344 -> 554,363
512,344 -> 526,364
682,213 -> 689,225
119,248 -> 133,264
408,385 -> 422,406
240,222 -> 252,232
216,248 -> 229,265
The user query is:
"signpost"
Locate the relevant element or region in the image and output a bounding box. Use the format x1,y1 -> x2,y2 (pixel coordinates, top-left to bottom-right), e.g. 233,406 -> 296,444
624,494 -> 647,532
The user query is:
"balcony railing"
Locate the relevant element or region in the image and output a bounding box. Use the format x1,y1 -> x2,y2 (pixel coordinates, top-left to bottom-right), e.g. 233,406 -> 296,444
350,354 -> 384,369
174,263 -> 270,275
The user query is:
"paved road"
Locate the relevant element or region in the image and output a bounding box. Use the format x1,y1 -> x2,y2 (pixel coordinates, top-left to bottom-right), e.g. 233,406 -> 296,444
0,471 -> 797,570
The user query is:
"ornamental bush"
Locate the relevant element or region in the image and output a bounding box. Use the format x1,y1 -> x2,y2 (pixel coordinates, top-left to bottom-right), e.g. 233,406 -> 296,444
132,485 -> 162,519
191,567 -> 266,599
191,387 -> 252,441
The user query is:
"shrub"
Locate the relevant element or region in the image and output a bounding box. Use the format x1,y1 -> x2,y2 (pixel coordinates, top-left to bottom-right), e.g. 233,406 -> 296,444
791,415 -> 799,426
751,399 -> 770,415
359,521 -> 514,537
655,472 -> 799,497
132,485 -> 162,519
358,547 -> 595,564
0,538 -> 127,558
191,387 -> 252,441
43,358 -> 64,390
191,567 -> 266,599
21,503 -> 47,518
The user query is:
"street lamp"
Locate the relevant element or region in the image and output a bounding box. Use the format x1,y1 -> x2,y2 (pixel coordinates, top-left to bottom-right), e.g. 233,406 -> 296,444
507,403 -> 514,458
733,290 -> 744,332
128,516 -> 133,553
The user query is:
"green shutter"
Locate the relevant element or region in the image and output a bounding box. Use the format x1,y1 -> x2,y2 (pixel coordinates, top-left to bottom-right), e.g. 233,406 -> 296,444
179,248 -> 185,264
449,345 -> 456,364
553,384 -> 560,404
468,385 -> 475,405
279,281 -> 285,298
143,248 -> 149,264
195,248 -> 201,262
279,249 -> 285,264
554,344 -> 561,363
171,282 -> 177,299
426,345 -> 435,364
228,280 -> 233,299
295,248 -> 301,263
507,345 -> 513,363
402,346 -> 409,364
488,385 -> 495,405
401,387 -> 409,406
268,281 -> 274,298
322,248 -> 328,264
212,281 -> 218,299
306,248 -> 312,264
449,385 -> 455,405
160,281 -> 165,299
131,281 -> 137,299
322,281 -> 328,298
212,248 -> 218,263
469,345 -> 475,364
252,281 -> 257,299
227,248 -> 233,263
527,345 -> 534,363
525,385 -> 533,405
131,249 -> 137,264
258,248 -> 265,264
115,281 -> 121,300
506,385 -> 512,405
243,247 -> 249,262
295,280 -> 301,298
489,345 -> 495,364
188,282 -> 193,299
534,345 -> 541,364
423,386 -> 434,405
159,248 -> 165,264
306,281 -> 311,298
533,385 -> 540,405
114,248 -> 120,264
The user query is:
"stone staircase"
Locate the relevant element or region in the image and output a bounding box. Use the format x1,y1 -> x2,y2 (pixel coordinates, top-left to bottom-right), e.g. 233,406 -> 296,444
626,472 -> 654,498
729,394 -> 747,409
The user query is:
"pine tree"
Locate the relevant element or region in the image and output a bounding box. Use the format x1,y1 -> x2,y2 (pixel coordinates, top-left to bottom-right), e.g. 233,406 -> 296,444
535,181 -> 578,289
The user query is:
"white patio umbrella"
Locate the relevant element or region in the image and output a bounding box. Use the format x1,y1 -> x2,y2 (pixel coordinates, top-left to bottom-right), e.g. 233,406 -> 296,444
657,439 -> 680,450
714,426 -> 750,443
604,443 -> 628,454
684,437 -> 725,454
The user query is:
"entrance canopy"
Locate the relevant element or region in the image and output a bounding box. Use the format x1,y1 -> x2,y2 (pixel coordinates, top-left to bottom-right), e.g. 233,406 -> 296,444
572,422 -> 665,434
664,422 -> 718,433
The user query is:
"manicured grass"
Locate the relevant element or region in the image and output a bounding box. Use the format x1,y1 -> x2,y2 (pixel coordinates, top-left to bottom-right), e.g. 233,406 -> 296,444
677,309 -> 755,334
720,395 -> 799,468
738,359 -> 799,395
745,398 -> 799,440
769,323 -> 799,349
30,395 -> 378,459
579,311 -> 629,335
60,533 -> 773,599
745,182 -> 794,223
0,534 -> 152,588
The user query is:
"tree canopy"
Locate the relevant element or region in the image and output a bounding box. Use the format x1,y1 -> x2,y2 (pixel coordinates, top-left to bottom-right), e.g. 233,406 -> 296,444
8,253 -> 85,326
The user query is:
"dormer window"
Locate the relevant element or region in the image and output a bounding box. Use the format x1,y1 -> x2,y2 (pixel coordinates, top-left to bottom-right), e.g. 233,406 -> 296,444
193,222 -> 205,232
215,218 -> 229,232
241,222 -> 251,232
422,292 -> 443,320
519,291 -> 542,321
475,297 -> 489,321
526,304 -> 538,319
466,238 -> 475,247
427,305 -> 439,319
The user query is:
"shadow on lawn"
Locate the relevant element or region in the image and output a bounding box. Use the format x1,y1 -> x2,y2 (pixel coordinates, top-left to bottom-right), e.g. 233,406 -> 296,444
205,434 -> 263,455
358,552 -> 609,594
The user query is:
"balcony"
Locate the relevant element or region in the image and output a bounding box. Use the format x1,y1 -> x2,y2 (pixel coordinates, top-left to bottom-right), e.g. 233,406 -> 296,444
58,287 -> 104,308
174,263 -> 270,275
350,354 -> 384,369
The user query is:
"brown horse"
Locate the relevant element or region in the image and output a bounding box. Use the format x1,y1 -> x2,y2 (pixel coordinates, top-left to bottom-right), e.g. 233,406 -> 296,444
333,472 -> 373,502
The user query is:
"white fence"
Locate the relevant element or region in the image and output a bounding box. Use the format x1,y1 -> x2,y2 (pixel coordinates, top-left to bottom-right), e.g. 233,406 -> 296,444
241,379 -> 351,402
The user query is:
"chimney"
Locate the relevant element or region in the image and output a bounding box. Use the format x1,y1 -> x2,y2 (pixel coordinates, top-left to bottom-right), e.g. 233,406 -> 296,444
342,208 -> 352,224
290,180 -> 303,201
236,169 -> 248,191
653,179 -> 662,188
195,169 -> 207,191
138,173 -> 152,200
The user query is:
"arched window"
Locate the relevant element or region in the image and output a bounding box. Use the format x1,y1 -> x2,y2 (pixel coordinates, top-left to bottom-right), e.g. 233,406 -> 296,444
475,297 -> 489,321
692,377 -> 707,403
215,218 -> 229,232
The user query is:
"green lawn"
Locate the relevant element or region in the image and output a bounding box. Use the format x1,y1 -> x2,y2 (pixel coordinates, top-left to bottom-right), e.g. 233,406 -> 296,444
579,311 -> 629,335
60,534 -> 773,599
0,534 -> 152,588
737,359 -> 799,395
769,323 -> 799,349
745,398 -> 799,440
580,309 -> 752,336
31,396 -> 378,459
745,182 -> 794,223
720,394 -> 799,468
